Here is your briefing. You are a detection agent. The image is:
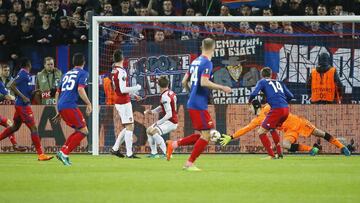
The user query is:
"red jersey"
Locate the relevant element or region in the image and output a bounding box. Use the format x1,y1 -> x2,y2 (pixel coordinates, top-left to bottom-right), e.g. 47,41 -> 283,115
160,90 -> 178,124
111,66 -> 131,104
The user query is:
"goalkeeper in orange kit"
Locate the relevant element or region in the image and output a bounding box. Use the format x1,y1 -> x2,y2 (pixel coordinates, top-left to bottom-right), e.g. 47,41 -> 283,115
220,100 -> 351,156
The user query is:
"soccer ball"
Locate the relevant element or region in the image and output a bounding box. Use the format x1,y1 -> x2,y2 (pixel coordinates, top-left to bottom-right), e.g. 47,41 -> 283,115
210,129 -> 221,142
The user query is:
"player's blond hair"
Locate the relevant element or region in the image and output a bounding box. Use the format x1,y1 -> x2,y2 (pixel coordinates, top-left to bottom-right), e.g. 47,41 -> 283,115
201,38 -> 215,51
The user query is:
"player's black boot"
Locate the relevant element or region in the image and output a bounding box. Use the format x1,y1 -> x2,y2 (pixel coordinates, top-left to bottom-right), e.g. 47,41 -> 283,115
126,154 -> 141,159
110,149 -> 125,158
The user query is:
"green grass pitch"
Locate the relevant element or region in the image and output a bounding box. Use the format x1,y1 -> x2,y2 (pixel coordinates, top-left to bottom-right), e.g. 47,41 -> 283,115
0,154 -> 359,203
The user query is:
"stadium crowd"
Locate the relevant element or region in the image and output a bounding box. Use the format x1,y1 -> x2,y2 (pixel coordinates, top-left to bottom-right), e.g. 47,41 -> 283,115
0,0 -> 358,96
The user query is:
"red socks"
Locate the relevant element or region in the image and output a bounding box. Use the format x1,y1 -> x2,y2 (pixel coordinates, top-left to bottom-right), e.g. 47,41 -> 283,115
270,130 -> 282,155
259,133 -> 275,157
9,135 -> 17,145
188,138 -> 208,163
61,132 -> 86,155
31,132 -> 43,155
0,127 -> 13,141
177,134 -> 200,146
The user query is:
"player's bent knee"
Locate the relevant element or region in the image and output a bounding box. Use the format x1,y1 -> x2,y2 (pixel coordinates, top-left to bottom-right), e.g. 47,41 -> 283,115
146,127 -> 153,136
312,128 -> 325,138
200,130 -> 211,141
79,127 -> 89,136
257,127 -> 268,135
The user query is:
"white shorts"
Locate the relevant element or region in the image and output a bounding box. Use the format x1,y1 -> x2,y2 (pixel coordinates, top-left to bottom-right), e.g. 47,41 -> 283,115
152,120 -> 178,135
115,103 -> 134,124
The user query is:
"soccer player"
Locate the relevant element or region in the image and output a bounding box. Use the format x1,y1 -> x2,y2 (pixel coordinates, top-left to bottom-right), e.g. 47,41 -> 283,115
0,80 -> 26,152
109,49 -> 142,159
166,38 -> 232,171
248,67 -> 294,159
52,53 -> 92,166
220,101 -> 351,156
144,76 -> 178,158
0,58 -> 53,161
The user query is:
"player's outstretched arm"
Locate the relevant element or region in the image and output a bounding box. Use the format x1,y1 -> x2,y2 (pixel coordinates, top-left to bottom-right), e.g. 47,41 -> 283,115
7,79 -> 30,103
78,87 -> 92,116
144,105 -> 161,115
200,76 -> 231,93
181,72 -> 190,92
220,118 -> 262,146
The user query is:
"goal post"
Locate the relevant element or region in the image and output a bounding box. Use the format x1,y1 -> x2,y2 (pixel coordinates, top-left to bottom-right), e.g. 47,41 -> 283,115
91,16 -> 360,156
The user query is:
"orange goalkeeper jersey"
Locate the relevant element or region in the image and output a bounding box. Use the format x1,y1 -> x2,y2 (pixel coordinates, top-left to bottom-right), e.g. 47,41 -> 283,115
233,104 -> 315,138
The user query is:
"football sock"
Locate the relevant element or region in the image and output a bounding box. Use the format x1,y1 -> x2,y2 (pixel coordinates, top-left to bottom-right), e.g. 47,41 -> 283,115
153,133 -> 166,154
31,132 -> 43,155
9,134 -> 17,145
324,132 -> 344,149
112,128 -> 126,151
177,134 -> 201,146
147,134 -> 157,154
259,133 -> 275,157
188,138 -> 208,163
124,130 -> 133,157
0,127 -> 14,141
298,144 -> 312,152
62,132 -> 86,155
270,130 -> 282,155
61,132 -> 77,152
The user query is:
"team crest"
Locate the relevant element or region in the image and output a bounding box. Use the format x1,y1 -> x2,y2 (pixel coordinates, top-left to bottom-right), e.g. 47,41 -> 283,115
227,65 -> 243,81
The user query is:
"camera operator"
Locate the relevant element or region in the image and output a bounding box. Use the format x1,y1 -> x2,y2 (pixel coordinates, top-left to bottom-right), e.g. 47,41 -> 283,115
36,57 -> 62,105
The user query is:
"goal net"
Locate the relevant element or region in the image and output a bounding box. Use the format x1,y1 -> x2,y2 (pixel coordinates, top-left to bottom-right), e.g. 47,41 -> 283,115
91,16 -> 360,155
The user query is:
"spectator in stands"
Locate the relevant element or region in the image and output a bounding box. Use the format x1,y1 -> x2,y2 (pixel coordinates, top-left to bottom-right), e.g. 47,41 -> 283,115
220,5 -> 231,16
268,21 -> 282,33
12,0 -> 23,17
240,5 -> 252,16
71,12 -> 87,44
160,0 -> 175,16
255,24 -> 265,33
60,0 -> 73,15
271,0 -> 289,16
333,4 -> 343,15
50,0 -> 66,25
154,30 -> 165,43
139,7 -> 149,16
103,2 -> 113,14
36,57 -> 62,105
23,0 -> 35,12
58,16 -> 74,44
317,4 -> 327,16
35,1 -> 47,26
7,11 -> 19,60
116,0 -> 136,16
283,25 -> 294,34
310,21 -> 320,33
246,28 -> 254,35
24,10 -> 36,28
239,21 -> 249,33
185,7 -> 195,16
262,8 -> 273,16
0,63 -> 13,90
36,12 -> 57,45
306,52 -> 344,104
19,17 -> 35,45
288,0 -> 304,16
0,9 -> 8,46
213,22 -> 227,37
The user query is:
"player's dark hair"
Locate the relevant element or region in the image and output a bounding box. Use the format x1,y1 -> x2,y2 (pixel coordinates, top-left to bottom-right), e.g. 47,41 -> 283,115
261,67 -> 272,78
113,49 -> 123,63
72,53 -> 85,66
202,38 -> 215,51
158,76 -> 169,88
20,57 -> 31,68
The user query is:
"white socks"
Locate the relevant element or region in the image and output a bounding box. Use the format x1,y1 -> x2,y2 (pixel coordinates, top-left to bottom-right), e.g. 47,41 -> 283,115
153,133 -> 166,155
112,128 -> 126,151
125,130 -> 133,157
147,134 -> 158,155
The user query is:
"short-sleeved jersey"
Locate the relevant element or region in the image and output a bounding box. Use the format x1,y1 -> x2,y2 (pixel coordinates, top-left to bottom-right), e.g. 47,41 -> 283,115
111,66 -> 131,105
0,81 -> 9,96
249,78 -> 293,109
187,55 -> 213,110
14,68 -> 33,106
57,67 -> 88,111
160,90 -> 178,124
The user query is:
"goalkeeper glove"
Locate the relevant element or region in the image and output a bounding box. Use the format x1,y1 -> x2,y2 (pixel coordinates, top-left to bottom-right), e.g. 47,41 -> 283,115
220,134 -> 233,146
